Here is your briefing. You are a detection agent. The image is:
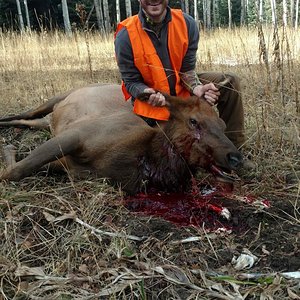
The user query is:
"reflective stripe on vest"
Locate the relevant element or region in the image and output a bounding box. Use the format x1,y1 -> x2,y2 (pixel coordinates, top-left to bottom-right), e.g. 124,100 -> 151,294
115,9 -> 191,121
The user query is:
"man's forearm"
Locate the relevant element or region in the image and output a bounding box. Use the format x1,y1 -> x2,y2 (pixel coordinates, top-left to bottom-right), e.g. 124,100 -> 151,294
125,81 -> 149,99
180,70 -> 202,93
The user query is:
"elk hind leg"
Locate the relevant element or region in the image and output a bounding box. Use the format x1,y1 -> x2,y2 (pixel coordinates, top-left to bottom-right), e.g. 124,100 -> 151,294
0,118 -> 50,130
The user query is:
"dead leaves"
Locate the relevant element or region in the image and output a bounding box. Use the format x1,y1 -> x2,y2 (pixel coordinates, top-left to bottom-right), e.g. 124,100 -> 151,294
15,265 -> 45,278
0,196 -> 298,299
11,261 -> 300,300
153,265 -> 203,291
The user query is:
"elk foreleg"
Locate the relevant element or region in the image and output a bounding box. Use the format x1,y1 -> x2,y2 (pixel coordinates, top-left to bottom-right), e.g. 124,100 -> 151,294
0,131 -> 80,181
0,117 -> 50,129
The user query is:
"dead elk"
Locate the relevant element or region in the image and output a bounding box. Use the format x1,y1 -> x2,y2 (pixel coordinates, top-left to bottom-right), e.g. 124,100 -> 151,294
0,84 -> 242,194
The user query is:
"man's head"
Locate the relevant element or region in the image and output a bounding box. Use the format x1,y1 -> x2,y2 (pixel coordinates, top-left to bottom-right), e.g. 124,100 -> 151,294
139,0 -> 169,23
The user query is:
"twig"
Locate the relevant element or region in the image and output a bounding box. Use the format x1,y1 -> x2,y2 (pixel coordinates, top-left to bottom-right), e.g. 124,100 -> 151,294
170,234 -> 218,245
74,216 -> 147,242
42,210 -> 147,242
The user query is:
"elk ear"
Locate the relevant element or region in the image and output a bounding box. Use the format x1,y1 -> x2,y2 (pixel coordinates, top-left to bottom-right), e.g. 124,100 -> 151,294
196,73 -> 232,91
136,91 -> 189,110
164,95 -> 198,116
215,77 -> 231,90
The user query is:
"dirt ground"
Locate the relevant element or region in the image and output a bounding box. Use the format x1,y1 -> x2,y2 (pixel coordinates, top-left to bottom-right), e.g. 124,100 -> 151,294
126,194 -> 300,273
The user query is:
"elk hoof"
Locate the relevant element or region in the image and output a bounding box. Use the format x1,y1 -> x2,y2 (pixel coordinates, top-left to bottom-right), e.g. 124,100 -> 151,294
2,144 -> 17,167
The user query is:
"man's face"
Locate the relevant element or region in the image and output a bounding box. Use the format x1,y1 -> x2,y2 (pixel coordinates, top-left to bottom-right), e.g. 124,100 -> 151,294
139,0 -> 168,23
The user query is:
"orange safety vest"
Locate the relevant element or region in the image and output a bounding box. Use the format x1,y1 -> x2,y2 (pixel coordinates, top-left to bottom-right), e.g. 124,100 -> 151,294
115,9 -> 191,121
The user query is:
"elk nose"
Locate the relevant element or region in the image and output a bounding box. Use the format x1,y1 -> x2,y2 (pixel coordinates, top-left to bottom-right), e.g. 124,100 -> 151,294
227,152 -> 243,169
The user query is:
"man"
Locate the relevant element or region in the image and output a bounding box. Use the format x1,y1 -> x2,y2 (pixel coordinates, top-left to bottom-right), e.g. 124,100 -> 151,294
114,0 -> 248,153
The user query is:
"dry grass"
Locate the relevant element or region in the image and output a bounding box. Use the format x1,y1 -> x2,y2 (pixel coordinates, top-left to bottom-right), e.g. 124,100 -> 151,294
0,26 -> 299,299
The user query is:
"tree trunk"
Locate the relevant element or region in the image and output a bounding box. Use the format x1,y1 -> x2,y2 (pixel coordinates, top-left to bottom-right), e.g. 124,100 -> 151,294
194,0 -> 198,22
61,0 -> 72,36
228,0 -> 232,28
246,0 -> 250,24
181,0 -> 184,11
203,0 -> 207,28
181,0 -> 184,12
207,0 -> 211,29
270,0 -> 277,26
116,0 -> 120,23
282,0 -> 288,26
180,0 -> 189,13
257,0 -> 263,22
125,0 -> 132,18
23,0 -> 31,29
212,0 -> 218,27
290,0 -> 294,26
94,0 -> 104,31
296,0 -> 299,29
15,0 -> 25,32
185,0 -> 189,14
102,0 -> 110,32
203,0 -> 211,30
240,0 -> 246,25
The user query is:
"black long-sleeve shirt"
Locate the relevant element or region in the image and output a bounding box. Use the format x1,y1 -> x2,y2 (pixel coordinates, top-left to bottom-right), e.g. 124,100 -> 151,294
114,6 -> 200,99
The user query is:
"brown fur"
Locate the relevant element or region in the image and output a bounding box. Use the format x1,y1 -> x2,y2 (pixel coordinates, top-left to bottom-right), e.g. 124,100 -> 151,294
0,84 -> 242,194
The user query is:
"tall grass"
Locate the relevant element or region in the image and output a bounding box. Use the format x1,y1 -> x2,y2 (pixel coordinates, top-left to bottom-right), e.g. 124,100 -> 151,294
0,29 -> 115,72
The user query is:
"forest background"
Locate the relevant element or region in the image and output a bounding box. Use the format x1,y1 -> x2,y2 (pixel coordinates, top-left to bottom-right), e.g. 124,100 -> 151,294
0,0 -> 299,33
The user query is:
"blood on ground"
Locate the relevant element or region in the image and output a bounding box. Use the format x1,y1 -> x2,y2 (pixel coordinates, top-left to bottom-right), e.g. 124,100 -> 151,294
124,180 -> 270,232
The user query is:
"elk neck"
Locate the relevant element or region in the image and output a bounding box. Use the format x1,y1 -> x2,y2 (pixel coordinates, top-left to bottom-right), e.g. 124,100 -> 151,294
138,127 -> 194,192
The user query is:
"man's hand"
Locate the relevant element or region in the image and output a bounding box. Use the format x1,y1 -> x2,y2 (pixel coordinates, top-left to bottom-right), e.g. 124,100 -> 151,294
193,83 -> 220,106
143,88 -> 166,107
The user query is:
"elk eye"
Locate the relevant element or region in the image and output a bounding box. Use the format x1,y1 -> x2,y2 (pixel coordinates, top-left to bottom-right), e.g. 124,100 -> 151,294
189,118 -> 198,127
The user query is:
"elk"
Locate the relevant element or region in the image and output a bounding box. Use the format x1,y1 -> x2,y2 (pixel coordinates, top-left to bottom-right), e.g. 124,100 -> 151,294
0,83 -> 242,195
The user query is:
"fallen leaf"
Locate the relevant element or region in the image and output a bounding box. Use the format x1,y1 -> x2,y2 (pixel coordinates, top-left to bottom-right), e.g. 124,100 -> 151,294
79,264 -> 89,274
287,287 -> 300,300
15,265 -> 45,278
232,249 -> 258,270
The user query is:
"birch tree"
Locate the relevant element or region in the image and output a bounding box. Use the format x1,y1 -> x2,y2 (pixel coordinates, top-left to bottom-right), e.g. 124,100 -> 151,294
102,0 -> 110,31
228,0 -> 232,28
194,0 -> 198,22
23,0 -> 31,29
94,0 -> 104,30
270,0 -> 277,26
257,0 -> 263,22
181,0 -> 189,13
212,0 -> 218,27
61,0 -> 72,36
207,0 -> 211,29
125,0 -> 132,18
240,0 -> 246,25
116,0 -> 120,23
203,0 -> 207,28
181,0 -> 185,11
295,0 -> 299,29
15,0 -> 25,32
282,0 -> 288,26
290,0 -> 294,26
203,0 -> 211,29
